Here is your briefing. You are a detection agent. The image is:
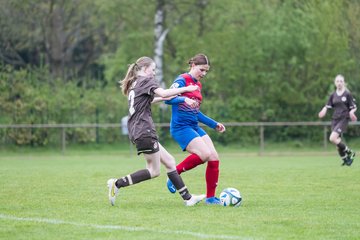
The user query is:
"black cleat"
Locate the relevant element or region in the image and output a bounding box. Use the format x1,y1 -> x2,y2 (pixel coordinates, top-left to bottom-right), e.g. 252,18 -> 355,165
341,160 -> 347,166
342,157 -> 353,166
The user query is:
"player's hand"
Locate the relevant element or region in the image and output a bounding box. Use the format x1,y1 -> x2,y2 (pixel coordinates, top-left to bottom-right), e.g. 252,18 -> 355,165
184,98 -> 199,108
350,112 -> 357,121
318,109 -> 326,118
185,85 -> 199,92
216,123 -> 226,133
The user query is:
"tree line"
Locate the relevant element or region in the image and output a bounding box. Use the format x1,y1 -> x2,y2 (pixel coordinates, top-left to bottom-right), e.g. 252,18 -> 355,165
1,0 -> 359,146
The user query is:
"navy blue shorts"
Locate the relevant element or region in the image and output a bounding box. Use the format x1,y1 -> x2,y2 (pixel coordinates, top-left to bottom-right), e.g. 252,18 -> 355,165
171,125 -> 207,151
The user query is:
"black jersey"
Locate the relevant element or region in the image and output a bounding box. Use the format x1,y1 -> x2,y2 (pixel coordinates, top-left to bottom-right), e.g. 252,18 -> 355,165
127,76 -> 160,142
326,90 -> 356,120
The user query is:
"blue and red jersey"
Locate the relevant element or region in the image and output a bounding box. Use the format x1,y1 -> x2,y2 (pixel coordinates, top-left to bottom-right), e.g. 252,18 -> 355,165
165,73 -> 217,130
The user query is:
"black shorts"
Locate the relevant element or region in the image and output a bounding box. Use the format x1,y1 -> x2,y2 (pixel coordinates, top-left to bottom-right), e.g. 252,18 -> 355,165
134,137 -> 160,155
331,118 -> 349,134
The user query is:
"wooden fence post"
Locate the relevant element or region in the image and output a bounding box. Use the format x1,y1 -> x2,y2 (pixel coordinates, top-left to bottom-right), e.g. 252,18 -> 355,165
259,124 -> 264,156
62,127 -> 66,154
323,126 -> 327,149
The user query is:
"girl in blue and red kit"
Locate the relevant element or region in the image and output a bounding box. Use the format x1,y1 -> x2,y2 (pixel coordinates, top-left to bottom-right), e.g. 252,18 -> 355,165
165,53 -> 226,205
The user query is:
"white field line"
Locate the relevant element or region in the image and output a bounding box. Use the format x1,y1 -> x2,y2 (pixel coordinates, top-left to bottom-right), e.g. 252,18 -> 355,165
0,213 -> 253,240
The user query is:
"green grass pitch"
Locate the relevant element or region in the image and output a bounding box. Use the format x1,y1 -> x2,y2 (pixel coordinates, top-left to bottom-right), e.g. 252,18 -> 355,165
0,150 -> 359,239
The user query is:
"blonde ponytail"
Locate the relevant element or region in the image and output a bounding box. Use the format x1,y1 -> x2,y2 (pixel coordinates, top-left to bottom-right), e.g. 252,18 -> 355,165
119,56 -> 154,96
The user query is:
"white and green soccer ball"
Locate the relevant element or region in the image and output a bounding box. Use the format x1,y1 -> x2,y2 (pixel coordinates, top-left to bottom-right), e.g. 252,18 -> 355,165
219,187 -> 242,207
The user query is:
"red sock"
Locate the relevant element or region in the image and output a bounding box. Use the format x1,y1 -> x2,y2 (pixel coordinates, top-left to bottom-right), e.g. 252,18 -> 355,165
176,154 -> 204,174
206,160 -> 219,198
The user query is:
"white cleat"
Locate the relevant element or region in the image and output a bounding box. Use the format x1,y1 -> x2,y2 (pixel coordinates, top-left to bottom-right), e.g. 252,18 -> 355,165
107,178 -> 119,206
184,194 -> 206,206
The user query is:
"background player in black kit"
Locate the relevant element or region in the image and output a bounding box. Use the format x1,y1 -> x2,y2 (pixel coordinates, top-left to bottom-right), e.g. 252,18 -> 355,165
107,56 -> 205,206
318,74 -> 357,166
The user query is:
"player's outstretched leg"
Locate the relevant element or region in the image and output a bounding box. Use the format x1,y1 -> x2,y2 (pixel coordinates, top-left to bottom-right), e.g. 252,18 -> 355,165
107,178 -> 119,206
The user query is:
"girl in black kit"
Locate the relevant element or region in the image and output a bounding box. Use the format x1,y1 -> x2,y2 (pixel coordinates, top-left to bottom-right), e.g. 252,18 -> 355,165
318,74 -> 357,166
107,56 -> 205,206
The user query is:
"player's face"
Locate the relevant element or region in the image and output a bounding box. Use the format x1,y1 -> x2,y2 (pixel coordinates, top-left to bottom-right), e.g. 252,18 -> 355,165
334,76 -> 345,90
191,64 -> 210,80
145,63 -> 156,77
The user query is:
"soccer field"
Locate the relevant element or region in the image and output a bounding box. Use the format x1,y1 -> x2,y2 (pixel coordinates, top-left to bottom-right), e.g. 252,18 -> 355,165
0,151 -> 359,240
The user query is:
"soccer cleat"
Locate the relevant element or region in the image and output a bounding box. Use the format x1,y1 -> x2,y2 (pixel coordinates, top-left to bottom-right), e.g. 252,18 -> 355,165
346,158 -> 354,166
341,160 -> 346,166
166,179 -> 176,194
107,178 -> 119,206
205,197 -> 221,205
341,157 -> 347,166
341,156 -> 354,166
344,157 -> 354,166
184,194 -> 206,206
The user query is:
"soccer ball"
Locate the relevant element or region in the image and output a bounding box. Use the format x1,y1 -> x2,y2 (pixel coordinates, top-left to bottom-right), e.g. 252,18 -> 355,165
219,187 -> 242,207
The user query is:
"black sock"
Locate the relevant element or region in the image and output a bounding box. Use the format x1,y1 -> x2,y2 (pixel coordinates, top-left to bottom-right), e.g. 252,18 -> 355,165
167,170 -> 191,200
115,169 -> 151,188
337,142 -> 347,159
344,147 -> 351,154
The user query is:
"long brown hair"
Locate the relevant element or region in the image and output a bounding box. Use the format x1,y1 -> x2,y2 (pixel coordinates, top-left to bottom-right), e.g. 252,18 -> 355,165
120,56 -> 155,96
188,53 -> 210,68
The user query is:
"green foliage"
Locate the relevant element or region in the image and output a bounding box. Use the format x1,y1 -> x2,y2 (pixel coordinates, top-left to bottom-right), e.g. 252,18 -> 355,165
1,0 -> 360,146
0,65 -> 128,146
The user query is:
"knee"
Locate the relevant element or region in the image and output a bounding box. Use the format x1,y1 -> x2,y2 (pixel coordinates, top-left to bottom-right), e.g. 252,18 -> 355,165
203,149 -> 219,161
329,135 -> 338,144
198,149 -> 212,162
208,150 -> 219,161
148,168 -> 161,178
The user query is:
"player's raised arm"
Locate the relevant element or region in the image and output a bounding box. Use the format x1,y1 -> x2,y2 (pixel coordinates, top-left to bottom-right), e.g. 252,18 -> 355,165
152,95 -> 178,104
154,85 -> 198,98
